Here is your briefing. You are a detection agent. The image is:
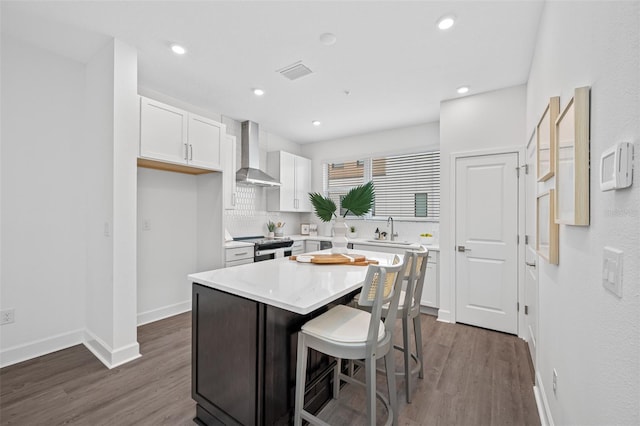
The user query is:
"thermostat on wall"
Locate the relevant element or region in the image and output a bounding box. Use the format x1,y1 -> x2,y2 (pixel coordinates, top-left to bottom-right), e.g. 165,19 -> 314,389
600,142 -> 634,191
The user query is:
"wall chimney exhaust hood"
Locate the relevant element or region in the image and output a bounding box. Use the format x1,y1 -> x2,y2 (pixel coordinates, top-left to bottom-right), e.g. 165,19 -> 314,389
236,121 -> 281,187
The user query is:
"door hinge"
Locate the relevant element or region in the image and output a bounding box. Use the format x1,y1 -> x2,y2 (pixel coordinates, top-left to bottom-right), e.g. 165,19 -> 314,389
517,302 -> 520,312
517,235 -> 520,244
525,305 -> 529,315
525,235 -> 529,245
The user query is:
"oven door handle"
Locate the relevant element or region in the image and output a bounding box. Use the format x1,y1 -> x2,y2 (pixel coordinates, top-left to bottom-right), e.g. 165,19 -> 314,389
256,248 -> 291,258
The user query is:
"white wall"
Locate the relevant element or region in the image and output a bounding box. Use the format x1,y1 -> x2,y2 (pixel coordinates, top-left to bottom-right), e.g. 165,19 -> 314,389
0,36 -> 87,366
299,123 -> 441,240
526,3 -> 639,425
137,169 -> 196,325
439,85 -> 527,322
83,39 -> 140,368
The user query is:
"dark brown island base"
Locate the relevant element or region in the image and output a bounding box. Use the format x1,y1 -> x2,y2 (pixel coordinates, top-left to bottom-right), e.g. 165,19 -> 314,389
191,283 -> 359,425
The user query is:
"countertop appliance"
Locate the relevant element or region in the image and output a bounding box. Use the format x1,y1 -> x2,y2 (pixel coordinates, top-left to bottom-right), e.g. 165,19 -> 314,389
234,235 -> 294,262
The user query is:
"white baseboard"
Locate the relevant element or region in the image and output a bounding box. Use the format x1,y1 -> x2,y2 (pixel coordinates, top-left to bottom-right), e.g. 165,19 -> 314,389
437,308 -> 452,323
83,329 -> 140,369
535,371 -> 554,426
137,300 -> 191,326
0,328 -> 85,368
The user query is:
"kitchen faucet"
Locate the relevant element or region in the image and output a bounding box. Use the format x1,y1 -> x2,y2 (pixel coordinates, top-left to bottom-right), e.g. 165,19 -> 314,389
387,217 -> 398,241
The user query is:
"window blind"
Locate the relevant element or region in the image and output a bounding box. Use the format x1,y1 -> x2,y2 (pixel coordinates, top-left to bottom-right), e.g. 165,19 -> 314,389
323,151 -> 440,220
371,152 -> 440,219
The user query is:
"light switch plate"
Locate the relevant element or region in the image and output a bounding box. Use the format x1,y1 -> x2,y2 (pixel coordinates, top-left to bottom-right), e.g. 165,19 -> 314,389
602,247 -> 623,297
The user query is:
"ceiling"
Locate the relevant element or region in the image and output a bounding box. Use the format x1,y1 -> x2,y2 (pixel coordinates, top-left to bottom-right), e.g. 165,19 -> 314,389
1,1 -> 544,144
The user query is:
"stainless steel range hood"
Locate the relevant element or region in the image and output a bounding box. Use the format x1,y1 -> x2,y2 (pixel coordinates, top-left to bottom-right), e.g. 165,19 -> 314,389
236,121 -> 281,187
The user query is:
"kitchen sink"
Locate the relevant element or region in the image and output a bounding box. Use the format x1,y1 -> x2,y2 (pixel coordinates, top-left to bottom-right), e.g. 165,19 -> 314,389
364,240 -> 414,246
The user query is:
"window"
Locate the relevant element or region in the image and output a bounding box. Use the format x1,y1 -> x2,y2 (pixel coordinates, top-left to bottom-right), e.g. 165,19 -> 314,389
324,151 -> 440,220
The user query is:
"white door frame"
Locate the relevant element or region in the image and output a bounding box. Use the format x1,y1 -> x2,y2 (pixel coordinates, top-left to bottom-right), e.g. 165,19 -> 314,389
449,146 -> 526,337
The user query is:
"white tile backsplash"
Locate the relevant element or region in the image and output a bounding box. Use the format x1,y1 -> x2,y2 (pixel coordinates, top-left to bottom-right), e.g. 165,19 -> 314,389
224,185 -> 302,237
225,185 -> 439,241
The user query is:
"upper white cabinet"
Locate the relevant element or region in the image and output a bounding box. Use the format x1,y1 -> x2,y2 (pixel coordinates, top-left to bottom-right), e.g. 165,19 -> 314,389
139,96 -> 224,172
266,151 -> 312,212
223,134 -> 237,210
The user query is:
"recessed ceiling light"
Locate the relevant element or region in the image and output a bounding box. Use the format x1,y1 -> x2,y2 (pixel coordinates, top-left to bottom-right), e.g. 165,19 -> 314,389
457,86 -> 470,94
437,15 -> 456,30
171,44 -> 186,55
319,33 -> 337,46
253,88 -> 265,96
312,120 -> 321,127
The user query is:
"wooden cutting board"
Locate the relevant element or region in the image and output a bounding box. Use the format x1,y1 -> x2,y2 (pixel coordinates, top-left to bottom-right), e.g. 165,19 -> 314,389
289,253 -> 379,266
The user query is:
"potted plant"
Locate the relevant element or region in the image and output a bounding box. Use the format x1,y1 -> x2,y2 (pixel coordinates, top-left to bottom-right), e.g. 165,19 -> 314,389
267,220 -> 276,238
309,182 -> 374,253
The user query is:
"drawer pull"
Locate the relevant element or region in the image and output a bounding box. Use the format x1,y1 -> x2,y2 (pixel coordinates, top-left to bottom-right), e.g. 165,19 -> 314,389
234,252 -> 249,256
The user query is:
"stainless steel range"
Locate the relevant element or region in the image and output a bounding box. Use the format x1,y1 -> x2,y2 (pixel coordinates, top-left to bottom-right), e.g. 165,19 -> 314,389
234,236 -> 295,262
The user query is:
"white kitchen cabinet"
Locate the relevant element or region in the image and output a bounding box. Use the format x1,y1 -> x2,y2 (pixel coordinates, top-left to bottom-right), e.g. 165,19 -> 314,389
139,96 -> 224,171
420,251 -> 439,308
266,151 -> 312,212
223,134 -> 237,210
225,246 -> 254,268
186,113 -> 224,170
305,240 -> 321,252
291,240 -> 305,255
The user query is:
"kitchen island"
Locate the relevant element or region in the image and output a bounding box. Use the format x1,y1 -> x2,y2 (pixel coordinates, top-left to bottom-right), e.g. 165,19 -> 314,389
188,250 -> 398,426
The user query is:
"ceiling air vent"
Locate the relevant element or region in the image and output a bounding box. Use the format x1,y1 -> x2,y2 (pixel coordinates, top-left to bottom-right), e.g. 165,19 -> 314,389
277,61 -> 313,81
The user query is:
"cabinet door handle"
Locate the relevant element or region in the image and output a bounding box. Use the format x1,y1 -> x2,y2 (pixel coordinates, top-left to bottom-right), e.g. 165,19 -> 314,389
184,143 -> 189,160
234,251 -> 249,256
525,261 -> 536,268
189,144 -> 193,160
457,245 -> 471,252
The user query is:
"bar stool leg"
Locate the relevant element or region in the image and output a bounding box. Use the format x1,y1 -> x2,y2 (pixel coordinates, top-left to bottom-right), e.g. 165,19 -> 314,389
413,315 -> 424,379
385,352 -> 398,426
365,355 -> 376,425
294,335 -> 308,426
333,357 -> 341,399
402,316 -> 412,403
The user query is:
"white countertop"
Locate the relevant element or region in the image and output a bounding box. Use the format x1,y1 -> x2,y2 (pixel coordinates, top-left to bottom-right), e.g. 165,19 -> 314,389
224,240 -> 255,249
224,236 -> 439,252
189,249 -> 400,315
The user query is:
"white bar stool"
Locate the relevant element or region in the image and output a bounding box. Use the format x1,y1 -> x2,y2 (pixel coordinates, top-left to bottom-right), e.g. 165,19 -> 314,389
294,257 -> 405,426
358,247 -> 429,403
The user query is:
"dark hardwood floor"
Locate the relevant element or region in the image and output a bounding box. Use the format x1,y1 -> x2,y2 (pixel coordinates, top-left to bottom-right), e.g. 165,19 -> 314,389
0,312 -> 540,426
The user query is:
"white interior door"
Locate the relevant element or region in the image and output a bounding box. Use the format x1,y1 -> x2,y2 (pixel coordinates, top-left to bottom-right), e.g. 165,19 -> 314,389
455,152 -> 519,334
524,136 -> 539,367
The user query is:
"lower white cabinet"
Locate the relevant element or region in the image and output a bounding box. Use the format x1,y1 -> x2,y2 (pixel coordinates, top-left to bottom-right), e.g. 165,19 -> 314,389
291,240 -> 305,255
420,251 -> 439,308
225,246 -> 254,268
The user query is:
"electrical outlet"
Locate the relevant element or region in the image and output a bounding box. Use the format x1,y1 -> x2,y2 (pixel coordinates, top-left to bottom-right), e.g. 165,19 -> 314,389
1,308 -> 15,325
552,368 -> 558,394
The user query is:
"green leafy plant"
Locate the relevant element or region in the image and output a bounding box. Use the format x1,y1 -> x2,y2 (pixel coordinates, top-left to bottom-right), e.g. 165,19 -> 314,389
267,220 -> 276,232
309,182 -> 375,222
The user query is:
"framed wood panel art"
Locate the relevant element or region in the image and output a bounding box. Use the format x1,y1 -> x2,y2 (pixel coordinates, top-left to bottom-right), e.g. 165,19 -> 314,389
537,189 -> 559,264
555,86 -> 590,226
536,96 -> 560,182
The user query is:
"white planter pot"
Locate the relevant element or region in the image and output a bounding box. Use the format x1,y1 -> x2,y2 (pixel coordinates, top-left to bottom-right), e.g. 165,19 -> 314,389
331,217 -> 349,254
